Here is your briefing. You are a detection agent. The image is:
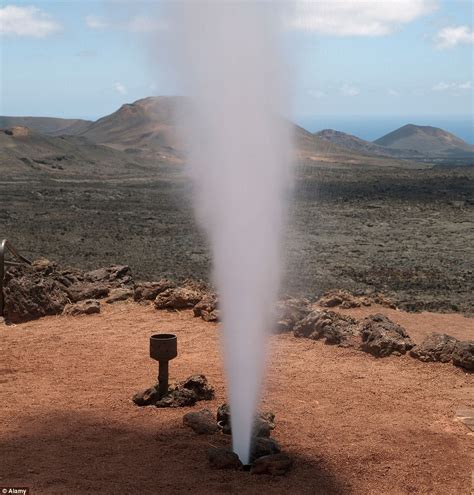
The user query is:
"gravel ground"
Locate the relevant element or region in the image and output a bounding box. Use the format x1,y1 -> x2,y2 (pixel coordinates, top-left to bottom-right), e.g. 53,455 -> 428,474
1,302 -> 472,494
0,164 -> 472,312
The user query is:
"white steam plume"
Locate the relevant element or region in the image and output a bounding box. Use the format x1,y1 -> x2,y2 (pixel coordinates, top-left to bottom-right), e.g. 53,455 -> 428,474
168,2 -> 292,463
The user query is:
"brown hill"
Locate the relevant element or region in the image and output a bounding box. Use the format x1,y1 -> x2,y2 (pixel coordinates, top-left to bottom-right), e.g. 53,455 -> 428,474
374,124 -> 474,158
0,116 -> 92,136
0,126 -> 156,179
79,96 -> 186,162
80,96 -> 425,168
315,129 -> 424,159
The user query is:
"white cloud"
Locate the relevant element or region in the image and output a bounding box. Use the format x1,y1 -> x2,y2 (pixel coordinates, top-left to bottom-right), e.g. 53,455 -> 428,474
435,25 -> 474,48
85,14 -> 164,33
289,0 -> 437,36
114,82 -> 127,95
432,81 -> 451,91
459,81 -> 473,90
341,84 -> 360,97
388,88 -> 399,96
0,5 -> 60,37
308,89 -> 326,99
86,15 -> 108,30
433,81 -> 473,92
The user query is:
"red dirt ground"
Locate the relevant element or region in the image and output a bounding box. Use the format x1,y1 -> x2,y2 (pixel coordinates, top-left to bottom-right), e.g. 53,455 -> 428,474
1,302 -> 473,495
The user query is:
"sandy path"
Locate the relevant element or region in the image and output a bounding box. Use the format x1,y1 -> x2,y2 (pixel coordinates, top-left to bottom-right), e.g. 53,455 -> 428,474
0,302 -> 472,495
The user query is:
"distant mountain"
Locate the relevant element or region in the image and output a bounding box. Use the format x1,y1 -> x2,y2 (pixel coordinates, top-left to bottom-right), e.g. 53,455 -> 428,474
1,98 -> 431,172
78,96 -> 186,162
374,124 -> 474,158
314,129 -> 422,159
0,116 -> 92,136
0,126 -> 155,179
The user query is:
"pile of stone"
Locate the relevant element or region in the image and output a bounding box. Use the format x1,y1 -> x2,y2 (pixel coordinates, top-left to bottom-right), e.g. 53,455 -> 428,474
3,258 -> 472,371
317,289 -> 395,309
292,308 -> 473,371
2,258 -> 134,323
182,404 -> 292,475
133,374 -> 215,408
410,333 -> 473,371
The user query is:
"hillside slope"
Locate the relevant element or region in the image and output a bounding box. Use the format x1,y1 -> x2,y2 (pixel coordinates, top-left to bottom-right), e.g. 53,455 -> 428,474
0,126 -> 156,179
315,129 -> 424,159
0,116 -> 92,136
374,124 -> 474,158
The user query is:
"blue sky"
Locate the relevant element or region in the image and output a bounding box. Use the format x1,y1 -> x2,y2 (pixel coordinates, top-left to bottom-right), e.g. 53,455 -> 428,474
1,1 -> 473,135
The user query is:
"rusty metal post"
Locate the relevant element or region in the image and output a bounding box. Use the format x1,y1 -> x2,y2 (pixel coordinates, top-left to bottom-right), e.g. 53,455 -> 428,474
150,333 -> 177,398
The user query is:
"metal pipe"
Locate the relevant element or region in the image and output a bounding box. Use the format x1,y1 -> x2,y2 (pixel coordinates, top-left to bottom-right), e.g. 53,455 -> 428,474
158,360 -> 169,398
150,333 -> 177,398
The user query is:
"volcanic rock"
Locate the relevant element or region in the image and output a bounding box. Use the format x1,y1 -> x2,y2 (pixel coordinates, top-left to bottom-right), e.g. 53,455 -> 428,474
2,264 -> 70,323
134,279 -> 175,302
216,404 -> 275,437
410,333 -> 458,363
452,341 -> 474,371
132,385 -> 161,406
84,265 -> 134,289
207,447 -> 242,470
183,409 -> 219,434
155,388 -> 197,408
154,287 -> 203,310
360,314 -> 414,357
294,310 -> 360,346
251,437 -> 281,462
31,257 -> 58,275
180,374 -> 215,400
217,403 -> 231,424
253,418 -> 273,438
275,297 -> 311,333
66,282 -> 109,302
106,287 -> 134,304
193,293 -> 220,322
318,289 -> 365,309
250,453 -> 293,476
63,299 -> 100,316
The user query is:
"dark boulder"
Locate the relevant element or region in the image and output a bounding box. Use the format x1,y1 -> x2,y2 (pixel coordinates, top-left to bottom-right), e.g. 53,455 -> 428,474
66,282 -> 109,302
132,385 -> 161,406
274,297 -> 311,333
134,280 -> 175,302
2,264 -> 69,323
155,388 -> 197,408
63,299 -> 100,316
251,437 -> 281,462
360,314 -> 414,357
452,341 -> 474,371
207,447 -> 242,470
154,287 -> 203,310
251,453 -> 293,476
294,310 -> 360,347
318,289 -> 364,309
193,293 -> 220,322
183,409 -> 219,434
410,333 -> 458,363
180,374 -> 215,400
84,265 -> 134,289
105,287 -> 134,304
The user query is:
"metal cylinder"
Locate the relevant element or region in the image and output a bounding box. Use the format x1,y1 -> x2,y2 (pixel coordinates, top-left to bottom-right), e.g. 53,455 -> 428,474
150,333 -> 177,361
149,333 -> 177,398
